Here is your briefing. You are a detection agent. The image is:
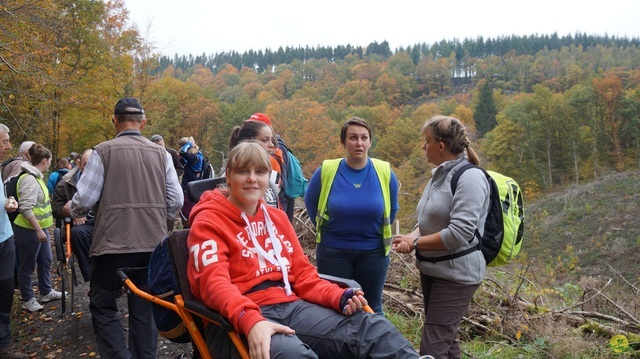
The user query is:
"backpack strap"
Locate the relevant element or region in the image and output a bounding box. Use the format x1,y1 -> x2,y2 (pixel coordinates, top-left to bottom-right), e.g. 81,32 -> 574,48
415,242 -> 480,263
415,162 -> 481,263
451,163 -> 483,245
450,163 -> 477,196
1,157 -> 17,169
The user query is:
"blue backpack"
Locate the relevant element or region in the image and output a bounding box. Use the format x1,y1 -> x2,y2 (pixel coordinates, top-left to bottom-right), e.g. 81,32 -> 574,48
148,238 -> 191,343
277,139 -> 308,199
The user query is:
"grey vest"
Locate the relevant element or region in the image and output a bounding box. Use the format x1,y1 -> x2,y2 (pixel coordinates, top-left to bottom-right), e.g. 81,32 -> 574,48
91,134 -> 168,256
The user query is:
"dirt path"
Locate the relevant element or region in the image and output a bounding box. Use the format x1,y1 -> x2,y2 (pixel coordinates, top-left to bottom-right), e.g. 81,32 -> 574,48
12,271 -> 194,358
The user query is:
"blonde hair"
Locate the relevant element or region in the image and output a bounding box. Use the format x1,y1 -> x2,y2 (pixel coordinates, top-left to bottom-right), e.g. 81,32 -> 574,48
422,115 -> 480,165
219,142 -> 272,197
178,137 -> 199,154
224,141 -> 271,174
178,137 -> 189,147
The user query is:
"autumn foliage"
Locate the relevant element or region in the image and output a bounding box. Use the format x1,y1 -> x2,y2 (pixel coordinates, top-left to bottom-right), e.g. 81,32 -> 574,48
3,1 -> 640,229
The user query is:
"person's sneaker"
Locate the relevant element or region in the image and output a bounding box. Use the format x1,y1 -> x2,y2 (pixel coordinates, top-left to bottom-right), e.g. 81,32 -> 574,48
39,289 -> 62,303
418,356 -> 435,359
0,344 -> 28,358
21,297 -> 43,312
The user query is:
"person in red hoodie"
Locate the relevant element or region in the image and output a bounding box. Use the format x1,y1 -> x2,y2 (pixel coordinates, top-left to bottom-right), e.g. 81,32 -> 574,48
187,142 -> 423,359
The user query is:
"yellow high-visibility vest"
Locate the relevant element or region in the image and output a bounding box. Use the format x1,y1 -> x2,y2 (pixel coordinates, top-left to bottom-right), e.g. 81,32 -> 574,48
314,158 -> 392,255
13,175 -> 53,230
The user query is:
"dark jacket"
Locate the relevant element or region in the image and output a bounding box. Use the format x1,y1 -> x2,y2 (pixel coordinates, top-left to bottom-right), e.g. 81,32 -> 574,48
167,147 -> 184,178
51,166 -> 80,220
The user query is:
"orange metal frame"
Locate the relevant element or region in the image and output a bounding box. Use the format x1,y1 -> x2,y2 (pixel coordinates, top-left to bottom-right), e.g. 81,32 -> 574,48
122,277 -> 250,359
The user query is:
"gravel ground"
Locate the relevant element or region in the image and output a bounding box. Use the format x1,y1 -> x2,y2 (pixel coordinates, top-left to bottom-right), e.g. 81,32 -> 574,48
11,266 -> 194,358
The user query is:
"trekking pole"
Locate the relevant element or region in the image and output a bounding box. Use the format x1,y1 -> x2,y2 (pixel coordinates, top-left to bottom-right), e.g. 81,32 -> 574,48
64,217 -> 76,315
54,226 -> 67,316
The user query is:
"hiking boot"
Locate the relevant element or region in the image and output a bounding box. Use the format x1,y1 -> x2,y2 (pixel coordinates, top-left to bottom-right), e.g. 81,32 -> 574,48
39,289 -> 62,303
21,297 -> 43,312
0,344 -> 28,359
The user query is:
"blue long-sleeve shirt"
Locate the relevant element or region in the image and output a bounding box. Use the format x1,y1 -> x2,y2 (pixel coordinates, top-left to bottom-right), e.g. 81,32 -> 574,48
179,142 -> 203,188
47,168 -> 69,195
305,158 -> 399,251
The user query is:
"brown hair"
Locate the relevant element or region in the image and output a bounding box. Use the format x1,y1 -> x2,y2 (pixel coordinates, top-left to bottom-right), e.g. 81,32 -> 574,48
55,157 -> 70,170
422,115 -> 480,165
28,143 -> 52,165
228,120 -> 270,152
340,117 -> 372,145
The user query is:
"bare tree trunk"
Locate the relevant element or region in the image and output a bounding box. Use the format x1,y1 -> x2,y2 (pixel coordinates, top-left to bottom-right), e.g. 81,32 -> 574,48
573,140 -> 579,184
593,140 -> 598,180
609,111 -> 624,171
547,139 -> 553,185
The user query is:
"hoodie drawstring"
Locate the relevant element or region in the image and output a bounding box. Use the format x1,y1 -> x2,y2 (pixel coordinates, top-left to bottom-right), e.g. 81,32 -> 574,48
241,206 -> 292,296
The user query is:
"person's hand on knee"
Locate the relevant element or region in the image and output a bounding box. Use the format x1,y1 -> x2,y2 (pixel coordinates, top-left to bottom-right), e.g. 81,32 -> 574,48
248,320 -> 295,359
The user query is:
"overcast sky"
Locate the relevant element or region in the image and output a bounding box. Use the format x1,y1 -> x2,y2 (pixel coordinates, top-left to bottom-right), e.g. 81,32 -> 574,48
124,0 -> 640,56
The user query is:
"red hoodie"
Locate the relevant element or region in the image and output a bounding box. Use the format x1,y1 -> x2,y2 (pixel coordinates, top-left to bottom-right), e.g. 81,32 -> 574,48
187,189 -> 344,335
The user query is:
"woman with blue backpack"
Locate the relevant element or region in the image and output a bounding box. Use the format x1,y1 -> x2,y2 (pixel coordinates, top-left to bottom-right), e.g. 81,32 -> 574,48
392,115 -> 490,358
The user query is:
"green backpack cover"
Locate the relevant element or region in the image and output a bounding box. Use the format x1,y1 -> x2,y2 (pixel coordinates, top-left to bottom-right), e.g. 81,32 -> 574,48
450,164 -> 525,267
484,169 -> 525,266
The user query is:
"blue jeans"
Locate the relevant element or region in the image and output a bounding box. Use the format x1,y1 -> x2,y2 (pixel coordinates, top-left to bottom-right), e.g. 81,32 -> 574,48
70,221 -> 93,282
12,225 -> 53,301
316,245 -> 390,315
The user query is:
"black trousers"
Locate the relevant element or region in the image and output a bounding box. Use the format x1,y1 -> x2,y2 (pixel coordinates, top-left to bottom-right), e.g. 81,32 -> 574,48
90,253 -> 157,359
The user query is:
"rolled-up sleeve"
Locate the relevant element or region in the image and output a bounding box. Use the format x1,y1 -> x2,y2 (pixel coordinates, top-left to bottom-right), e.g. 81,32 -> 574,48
70,151 -> 103,218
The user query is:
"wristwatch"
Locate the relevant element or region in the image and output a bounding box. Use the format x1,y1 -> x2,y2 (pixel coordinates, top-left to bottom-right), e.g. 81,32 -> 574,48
413,236 -> 419,251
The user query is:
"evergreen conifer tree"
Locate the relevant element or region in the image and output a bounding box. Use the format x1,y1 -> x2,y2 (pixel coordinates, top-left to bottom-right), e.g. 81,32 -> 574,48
474,80 -> 498,136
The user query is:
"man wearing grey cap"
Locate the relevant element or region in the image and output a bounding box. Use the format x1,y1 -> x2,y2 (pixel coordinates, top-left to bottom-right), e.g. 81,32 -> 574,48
68,97 -> 183,358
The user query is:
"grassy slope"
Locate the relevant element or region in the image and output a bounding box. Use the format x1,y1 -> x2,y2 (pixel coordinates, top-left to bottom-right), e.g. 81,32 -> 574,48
524,170 -> 639,284
464,170 -> 640,358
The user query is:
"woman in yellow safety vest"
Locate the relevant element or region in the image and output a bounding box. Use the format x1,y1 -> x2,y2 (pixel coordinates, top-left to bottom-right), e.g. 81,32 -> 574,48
304,117 -> 399,315
12,143 -> 62,313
